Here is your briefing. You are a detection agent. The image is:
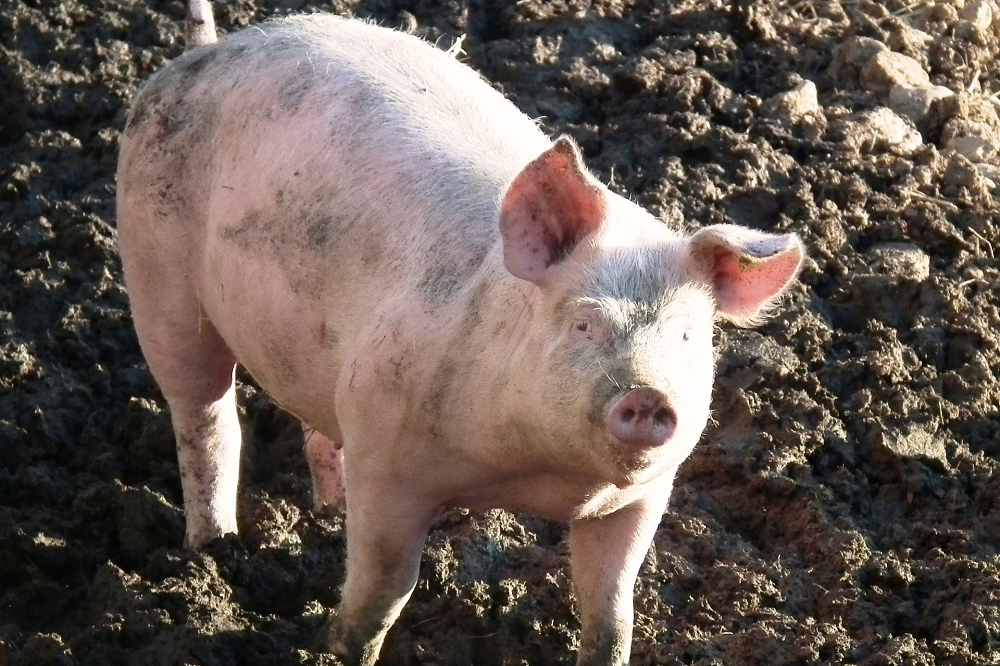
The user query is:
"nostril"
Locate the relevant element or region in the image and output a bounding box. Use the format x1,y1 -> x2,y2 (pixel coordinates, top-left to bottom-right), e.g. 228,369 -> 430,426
653,407 -> 673,425
621,408 -> 636,422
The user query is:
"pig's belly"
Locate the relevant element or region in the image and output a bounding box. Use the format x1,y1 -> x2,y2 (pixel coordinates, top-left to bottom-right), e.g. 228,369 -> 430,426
196,242 -> 356,435
453,470 -> 671,522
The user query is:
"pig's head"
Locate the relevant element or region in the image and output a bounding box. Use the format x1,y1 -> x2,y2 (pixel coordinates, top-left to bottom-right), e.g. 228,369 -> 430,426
498,137 -> 804,487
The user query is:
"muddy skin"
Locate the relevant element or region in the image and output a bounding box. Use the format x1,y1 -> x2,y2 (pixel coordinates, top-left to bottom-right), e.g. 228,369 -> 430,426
2,1 -> 1000,665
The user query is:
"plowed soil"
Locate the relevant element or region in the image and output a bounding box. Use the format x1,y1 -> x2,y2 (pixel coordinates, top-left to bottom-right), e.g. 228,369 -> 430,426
2,1 -> 1000,664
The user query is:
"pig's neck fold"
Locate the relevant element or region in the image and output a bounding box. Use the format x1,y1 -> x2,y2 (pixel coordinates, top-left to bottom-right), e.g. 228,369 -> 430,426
460,258 -> 539,370
443,260 -> 555,455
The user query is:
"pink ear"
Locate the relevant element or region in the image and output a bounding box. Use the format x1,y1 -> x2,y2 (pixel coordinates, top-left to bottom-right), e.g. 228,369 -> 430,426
689,225 -> 804,325
499,137 -> 606,285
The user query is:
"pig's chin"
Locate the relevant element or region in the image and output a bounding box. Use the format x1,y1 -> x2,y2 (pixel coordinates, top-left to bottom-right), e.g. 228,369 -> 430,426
599,430 -> 687,488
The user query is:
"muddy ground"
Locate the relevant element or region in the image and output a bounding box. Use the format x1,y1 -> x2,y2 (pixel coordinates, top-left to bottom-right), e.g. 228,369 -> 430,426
2,0 -> 1000,664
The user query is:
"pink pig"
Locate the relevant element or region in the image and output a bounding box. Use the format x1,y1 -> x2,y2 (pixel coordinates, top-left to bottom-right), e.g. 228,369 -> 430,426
116,3 -> 804,664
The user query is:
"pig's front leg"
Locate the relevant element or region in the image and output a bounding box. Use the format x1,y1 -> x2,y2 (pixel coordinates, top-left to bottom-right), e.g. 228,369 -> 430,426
570,496 -> 668,666
326,477 -> 437,665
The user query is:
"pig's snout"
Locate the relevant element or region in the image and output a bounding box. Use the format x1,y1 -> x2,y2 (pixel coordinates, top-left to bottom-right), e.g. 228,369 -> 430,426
606,388 -> 677,448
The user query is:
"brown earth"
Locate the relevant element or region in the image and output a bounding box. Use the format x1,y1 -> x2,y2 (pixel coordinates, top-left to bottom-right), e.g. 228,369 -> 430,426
2,0 -> 1000,664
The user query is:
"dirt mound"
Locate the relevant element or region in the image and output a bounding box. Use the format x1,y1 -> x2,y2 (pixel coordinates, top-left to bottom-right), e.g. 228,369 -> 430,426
2,0 -> 1000,664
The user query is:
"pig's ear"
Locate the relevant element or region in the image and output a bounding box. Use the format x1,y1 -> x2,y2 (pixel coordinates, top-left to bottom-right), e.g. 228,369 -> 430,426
499,137 -> 606,285
689,225 -> 804,325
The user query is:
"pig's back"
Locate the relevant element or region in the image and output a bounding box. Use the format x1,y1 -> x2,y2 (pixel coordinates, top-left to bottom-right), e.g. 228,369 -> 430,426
127,15 -> 552,295
205,15 -> 550,250
119,15 -> 552,417
259,15 -> 552,186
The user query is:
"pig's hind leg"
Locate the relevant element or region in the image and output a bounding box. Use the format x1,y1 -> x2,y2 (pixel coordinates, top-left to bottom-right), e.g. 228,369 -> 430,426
125,263 -> 242,549
302,424 -> 346,513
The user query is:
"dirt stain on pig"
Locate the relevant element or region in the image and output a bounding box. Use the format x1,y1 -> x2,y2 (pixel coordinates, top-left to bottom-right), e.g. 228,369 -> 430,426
128,41 -> 252,144
126,58 -> 188,137
587,373 -> 624,428
222,209 -> 299,257
459,279 -> 491,338
418,264 -> 461,304
425,359 -> 458,432
222,209 -> 265,250
291,184 -> 366,253
125,89 -> 162,134
280,76 -> 312,113
175,45 -> 221,81
360,238 -> 386,267
175,42 -> 250,84
305,212 -> 335,248
318,321 -> 339,351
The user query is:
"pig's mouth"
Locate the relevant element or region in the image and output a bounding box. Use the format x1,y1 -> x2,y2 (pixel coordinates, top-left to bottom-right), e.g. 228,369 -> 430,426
584,375 -> 684,483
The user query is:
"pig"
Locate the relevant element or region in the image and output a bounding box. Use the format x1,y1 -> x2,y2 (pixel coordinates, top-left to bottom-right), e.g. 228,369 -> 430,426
116,3 -> 805,665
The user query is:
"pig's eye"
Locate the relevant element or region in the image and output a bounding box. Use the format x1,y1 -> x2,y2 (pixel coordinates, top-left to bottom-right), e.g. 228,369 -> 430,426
568,307 -> 604,345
